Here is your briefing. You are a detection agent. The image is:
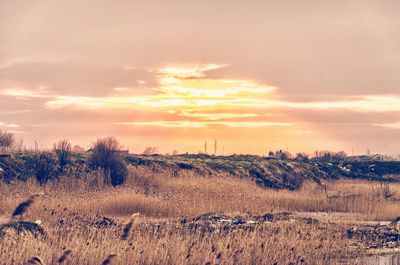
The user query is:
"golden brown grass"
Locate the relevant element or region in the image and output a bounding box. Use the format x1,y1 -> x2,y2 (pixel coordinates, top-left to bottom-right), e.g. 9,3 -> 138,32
1,168 -> 400,264
3,172 -> 400,221
0,217 -> 356,265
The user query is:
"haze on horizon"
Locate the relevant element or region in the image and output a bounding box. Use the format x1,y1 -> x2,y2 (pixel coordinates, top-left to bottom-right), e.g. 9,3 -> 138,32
1,0 -> 400,155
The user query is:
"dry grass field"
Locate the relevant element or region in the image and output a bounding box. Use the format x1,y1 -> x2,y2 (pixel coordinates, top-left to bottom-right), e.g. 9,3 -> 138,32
1,166 -> 400,264
3,1 -> 400,263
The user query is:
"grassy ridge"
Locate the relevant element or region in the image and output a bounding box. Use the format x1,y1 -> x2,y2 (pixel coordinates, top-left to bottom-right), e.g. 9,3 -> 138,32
1,152 -> 400,189
126,154 -> 400,189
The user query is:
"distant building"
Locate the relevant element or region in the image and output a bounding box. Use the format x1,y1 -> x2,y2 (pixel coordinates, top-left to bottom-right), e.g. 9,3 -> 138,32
117,150 -> 129,155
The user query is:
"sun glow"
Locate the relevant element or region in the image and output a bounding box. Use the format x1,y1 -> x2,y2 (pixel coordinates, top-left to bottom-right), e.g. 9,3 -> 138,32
4,65 -> 400,136
117,120 -> 293,128
155,64 -> 229,79
45,64 -> 277,110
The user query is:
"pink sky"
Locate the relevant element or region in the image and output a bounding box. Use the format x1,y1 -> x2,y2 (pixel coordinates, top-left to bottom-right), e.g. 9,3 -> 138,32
1,1 -> 400,155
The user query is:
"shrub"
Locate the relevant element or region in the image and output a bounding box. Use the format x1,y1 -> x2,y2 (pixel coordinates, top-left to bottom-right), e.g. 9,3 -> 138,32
176,162 -> 194,170
26,152 -> 58,184
53,139 -> 72,172
295,153 -> 310,163
89,137 -> 128,186
0,155 -> 26,182
0,130 -> 14,151
372,183 -> 395,200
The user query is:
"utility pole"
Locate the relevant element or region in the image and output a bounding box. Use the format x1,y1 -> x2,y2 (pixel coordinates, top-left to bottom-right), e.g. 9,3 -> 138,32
34,140 -> 38,152
204,141 -> 207,154
214,139 -> 217,155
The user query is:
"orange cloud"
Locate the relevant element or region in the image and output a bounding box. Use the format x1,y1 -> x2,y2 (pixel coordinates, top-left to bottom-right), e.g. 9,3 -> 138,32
117,120 -> 293,128
178,111 -> 259,121
0,87 -> 52,98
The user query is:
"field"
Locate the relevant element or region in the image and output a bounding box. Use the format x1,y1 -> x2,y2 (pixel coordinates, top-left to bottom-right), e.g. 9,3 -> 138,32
2,156 -> 400,264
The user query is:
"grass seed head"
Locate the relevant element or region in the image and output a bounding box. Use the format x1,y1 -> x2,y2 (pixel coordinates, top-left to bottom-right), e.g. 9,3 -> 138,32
57,249 -> 72,263
101,253 -> 118,265
120,212 -> 140,240
27,256 -> 44,265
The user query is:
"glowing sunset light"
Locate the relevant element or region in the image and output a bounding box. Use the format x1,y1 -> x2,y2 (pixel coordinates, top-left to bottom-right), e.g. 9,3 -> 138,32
2,1 -> 400,154
42,72 -> 400,113
373,122 -> 400,129
0,87 -> 52,98
45,67 -> 278,109
117,121 -> 293,128
178,111 -> 260,120
155,64 -> 229,78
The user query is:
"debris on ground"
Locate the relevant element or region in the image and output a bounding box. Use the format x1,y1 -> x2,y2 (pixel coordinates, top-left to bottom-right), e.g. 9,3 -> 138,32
0,221 -> 48,238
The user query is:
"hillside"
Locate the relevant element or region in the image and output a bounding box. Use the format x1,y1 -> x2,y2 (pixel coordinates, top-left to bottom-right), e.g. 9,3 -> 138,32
126,154 -> 400,189
1,153 -> 400,189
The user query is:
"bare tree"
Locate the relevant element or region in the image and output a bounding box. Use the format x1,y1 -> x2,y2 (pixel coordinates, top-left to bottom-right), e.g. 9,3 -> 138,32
142,146 -> 157,155
0,130 -> 15,151
53,139 -> 72,172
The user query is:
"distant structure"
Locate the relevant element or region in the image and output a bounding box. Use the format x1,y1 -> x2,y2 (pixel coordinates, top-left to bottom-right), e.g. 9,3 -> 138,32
118,150 -> 129,155
346,154 -> 396,162
214,139 -> 217,155
204,141 -> 207,154
34,140 -> 38,152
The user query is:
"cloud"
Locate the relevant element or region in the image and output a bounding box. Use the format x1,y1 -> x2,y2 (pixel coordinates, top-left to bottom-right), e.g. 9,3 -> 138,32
41,66 -> 277,109
43,89 -> 400,113
0,121 -> 20,128
117,120 -> 293,128
0,109 -> 32,114
154,64 -> 230,79
0,87 -> 52,98
274,95 -> 400,112
0,62 -> 156,96
2,1 -> 400,153
178,111 -> 259,121
373,122 -> 400,129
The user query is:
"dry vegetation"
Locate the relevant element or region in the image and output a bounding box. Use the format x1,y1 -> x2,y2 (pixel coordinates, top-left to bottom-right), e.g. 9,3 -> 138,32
1,166 -> 400,264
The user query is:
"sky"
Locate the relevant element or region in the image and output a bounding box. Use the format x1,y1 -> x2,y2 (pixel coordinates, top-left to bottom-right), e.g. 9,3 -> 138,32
1,0 -> 400,155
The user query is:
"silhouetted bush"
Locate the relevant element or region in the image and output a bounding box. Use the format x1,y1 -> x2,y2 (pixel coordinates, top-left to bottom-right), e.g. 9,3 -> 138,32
26,152 -> 58,184
0,155 -> 26,182
176,162 -> 194,170
0,130 -> 14,151
53,139 -> 72,172
89,137 -> 128,186
295,153 -> 310,163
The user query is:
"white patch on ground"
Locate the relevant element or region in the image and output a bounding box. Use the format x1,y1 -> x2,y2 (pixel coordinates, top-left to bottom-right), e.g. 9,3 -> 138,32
0,215 -> 10,224
294,212 -> 391,226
